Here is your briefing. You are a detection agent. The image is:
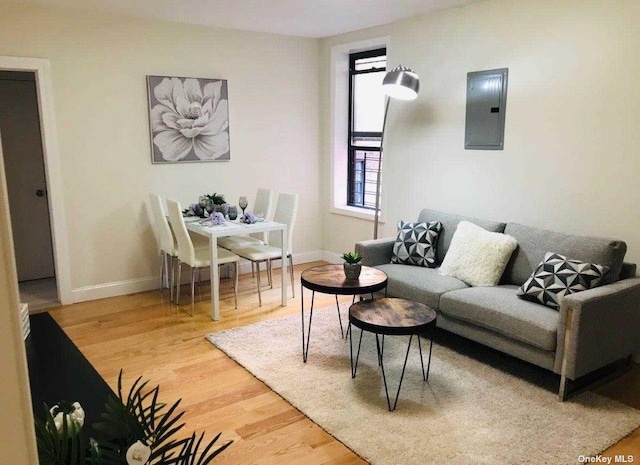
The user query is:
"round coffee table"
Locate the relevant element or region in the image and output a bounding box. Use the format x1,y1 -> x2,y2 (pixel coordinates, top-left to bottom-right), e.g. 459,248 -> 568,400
300,264 -> 388,362
349,298 -> 437,411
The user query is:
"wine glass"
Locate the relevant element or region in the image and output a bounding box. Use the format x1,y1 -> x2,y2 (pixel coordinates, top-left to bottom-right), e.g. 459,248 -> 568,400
238,196 -> 248,216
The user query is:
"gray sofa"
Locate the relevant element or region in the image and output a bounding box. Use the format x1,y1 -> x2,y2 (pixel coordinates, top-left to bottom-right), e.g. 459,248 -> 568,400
355,209 -> 640,399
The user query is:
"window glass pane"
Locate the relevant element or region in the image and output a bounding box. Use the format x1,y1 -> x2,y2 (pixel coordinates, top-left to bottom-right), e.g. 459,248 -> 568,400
353,71 -> 385,133
351,135 -> 381,148
355,55 -> 386,71
351,150 -> 381,209
348,49 -> 386,210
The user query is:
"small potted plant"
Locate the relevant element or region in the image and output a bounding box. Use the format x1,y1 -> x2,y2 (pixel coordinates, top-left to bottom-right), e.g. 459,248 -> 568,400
342,251 -> 363,280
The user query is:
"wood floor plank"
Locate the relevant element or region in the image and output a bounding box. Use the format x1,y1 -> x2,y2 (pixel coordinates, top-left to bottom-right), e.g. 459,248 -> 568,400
47,260 -> 638,464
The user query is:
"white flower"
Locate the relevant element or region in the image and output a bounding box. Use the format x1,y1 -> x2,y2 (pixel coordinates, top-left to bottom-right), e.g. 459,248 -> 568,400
49,401 -> 85,434
151,78 -> 230,161
126,440 -> 152,465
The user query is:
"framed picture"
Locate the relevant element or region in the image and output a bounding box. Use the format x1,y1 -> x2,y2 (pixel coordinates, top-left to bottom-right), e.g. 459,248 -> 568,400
147,75 -> 230,163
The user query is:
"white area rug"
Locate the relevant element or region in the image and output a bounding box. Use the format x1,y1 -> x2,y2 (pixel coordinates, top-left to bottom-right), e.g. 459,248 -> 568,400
206,307 -> 640,464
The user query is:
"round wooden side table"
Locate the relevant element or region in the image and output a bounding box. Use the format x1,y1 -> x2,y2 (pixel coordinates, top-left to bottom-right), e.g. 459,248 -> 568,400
300,264 -> 387,362
349,297 -> 437,411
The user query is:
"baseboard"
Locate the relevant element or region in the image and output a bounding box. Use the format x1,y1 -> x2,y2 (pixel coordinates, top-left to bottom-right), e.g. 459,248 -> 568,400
322,251 -> 344,264
71,276 -> 161,303
70,250 -> 325,304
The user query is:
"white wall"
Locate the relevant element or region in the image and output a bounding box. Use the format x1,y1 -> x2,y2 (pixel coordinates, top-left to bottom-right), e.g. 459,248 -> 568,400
0,3 -> 321,300
321,0 -> 640,268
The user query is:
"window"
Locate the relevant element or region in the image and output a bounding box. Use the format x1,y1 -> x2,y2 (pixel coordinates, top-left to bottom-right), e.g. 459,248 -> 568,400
347,48 -> 386,210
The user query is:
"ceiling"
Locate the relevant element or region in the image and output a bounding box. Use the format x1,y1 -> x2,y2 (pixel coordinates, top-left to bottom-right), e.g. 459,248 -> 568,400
20,0 -> 486,38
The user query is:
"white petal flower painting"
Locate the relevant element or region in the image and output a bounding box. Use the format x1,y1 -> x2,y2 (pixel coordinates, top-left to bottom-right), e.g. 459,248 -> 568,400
147,75 -> 230,163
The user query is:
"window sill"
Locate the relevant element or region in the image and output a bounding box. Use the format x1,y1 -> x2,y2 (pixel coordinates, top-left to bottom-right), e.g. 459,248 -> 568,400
330,205 -> 385,223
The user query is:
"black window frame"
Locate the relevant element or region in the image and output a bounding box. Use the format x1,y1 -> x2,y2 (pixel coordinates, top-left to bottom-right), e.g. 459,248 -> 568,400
347,47 -> 386,209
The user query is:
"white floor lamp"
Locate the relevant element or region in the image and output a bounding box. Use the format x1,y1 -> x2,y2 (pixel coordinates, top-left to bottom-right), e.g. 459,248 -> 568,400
373,65 -> 420,239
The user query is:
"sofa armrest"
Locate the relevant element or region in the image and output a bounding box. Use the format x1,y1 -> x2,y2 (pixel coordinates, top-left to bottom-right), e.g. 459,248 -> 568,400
355,238 -> 395,267
620,262 -> 637,279
555,277 -> 640,379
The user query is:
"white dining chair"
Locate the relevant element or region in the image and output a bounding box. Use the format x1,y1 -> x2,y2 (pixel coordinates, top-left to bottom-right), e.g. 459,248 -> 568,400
231,193 -> 298,307
149,194 -> 209,302
218,188 -> 273,251
166,199 -> 241,315
149,194 -> 177,301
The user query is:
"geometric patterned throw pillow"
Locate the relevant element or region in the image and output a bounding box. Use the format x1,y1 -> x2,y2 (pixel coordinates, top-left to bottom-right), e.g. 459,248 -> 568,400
391,220 -> 443,268
516,252 -> 609,310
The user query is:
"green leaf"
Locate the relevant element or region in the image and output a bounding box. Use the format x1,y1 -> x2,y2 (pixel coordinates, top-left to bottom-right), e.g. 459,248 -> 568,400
37,370 -> 232,465
342,251 -> 363,264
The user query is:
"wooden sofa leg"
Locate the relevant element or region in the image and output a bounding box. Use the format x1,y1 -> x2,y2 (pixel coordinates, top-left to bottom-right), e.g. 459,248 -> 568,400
559,305 -> 634,401
558,375 -> 569,401
559,357 -> 633,402
558,307 -> 574,401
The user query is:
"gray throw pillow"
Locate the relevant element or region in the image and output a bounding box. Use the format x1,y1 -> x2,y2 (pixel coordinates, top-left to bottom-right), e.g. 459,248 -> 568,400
516,252 -> 609,310
391,220 -> 442,268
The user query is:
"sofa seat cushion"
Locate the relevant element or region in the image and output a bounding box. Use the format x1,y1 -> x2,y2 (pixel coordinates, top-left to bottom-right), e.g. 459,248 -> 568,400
376,264 -> 468,310
439,285 -> 559,351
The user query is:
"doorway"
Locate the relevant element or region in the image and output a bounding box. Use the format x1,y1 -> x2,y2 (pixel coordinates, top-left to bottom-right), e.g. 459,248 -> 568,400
0,71 -> 58,310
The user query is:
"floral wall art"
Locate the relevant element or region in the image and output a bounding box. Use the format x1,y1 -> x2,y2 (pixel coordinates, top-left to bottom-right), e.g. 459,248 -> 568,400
147,75 -> 230,163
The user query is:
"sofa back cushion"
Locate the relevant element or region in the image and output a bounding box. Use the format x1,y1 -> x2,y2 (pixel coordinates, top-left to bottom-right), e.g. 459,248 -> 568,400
417,209 -> 506,265
502,223 -> 627,286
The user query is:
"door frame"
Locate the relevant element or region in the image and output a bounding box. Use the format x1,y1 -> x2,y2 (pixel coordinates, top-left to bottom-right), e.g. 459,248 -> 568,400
0,56 -> 71,304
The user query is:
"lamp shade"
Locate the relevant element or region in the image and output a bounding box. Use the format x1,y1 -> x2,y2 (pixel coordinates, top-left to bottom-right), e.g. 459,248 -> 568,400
382,65 -> 420,101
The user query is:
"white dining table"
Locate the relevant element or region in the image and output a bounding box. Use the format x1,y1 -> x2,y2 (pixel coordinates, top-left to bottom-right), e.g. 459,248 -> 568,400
184,218 -> 288,321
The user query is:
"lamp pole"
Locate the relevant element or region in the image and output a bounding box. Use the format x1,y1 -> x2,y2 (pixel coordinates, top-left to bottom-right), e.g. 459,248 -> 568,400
373,96 -> 390,240
372,65 -> 420,240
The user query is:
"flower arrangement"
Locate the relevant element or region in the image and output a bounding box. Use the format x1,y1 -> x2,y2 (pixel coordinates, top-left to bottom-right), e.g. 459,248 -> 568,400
201,192 -> 226,208
34,371 -> 231,465
183,192 -> 226,218
240,210 -> 256,224
49,401 -> 85,435
183,203 -> 206,218
209,211 -> 225,225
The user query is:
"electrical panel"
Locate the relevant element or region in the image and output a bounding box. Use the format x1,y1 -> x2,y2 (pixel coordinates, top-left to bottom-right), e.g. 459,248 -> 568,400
465,68 -> 508,150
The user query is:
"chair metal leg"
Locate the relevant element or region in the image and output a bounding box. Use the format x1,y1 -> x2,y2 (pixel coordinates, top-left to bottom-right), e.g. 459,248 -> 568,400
160,251 -> 166,297
197,267 -> 202,301
176,260 -> 182,305
190,267 -> 196,316
256,261 -> 262,307
169,255 -> 175,303
267,260 -> 273,288
233,261 -> 238,309
288,254 -> 295,298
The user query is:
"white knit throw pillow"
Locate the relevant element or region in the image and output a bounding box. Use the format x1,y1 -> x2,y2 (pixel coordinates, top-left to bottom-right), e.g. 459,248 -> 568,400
439,221 -> 517,287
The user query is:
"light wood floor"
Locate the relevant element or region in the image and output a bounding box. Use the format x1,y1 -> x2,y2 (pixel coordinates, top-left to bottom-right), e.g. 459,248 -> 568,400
48,261 -> 639,464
